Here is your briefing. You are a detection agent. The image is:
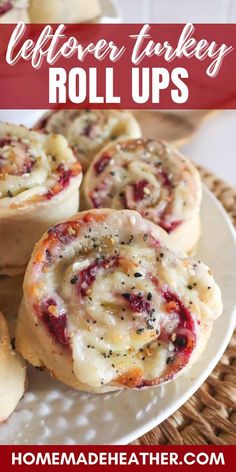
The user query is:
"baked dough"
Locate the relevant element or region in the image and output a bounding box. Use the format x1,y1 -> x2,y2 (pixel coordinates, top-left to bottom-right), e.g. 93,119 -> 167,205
0,312 -> 26,422
16,209 -> 222,393
35,110 -> 142,172
82,139 -> 202,254
0,0 -> 29,23
29,0 -> 101,23
0,123 -> 82,275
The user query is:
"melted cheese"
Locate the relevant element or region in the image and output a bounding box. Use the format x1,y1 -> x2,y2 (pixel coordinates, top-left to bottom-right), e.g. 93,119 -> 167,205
83,139 -> 202,227
0,124 -> 80,209
26,210 -> 223,390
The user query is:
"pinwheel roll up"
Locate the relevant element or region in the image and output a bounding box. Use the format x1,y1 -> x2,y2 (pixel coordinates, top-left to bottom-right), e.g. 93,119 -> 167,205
0,123 -> 82,275
16,209 -> 222,394
0,0 -> 29,23
35,110 -> 142,172
0,312 -> 26,422
29,0 -> 101,23
82,139 -> 202,254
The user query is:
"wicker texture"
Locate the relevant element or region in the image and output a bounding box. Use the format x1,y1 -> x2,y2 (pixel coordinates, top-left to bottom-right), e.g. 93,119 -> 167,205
132,166 -> 236,445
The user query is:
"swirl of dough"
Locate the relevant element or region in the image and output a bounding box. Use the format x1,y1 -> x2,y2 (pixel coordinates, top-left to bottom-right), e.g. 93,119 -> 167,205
16,209 -> 222,393
0,123 -> 82,275
82,139 -> 202,254
35,110 -> 142,171
0,312 -> 26,422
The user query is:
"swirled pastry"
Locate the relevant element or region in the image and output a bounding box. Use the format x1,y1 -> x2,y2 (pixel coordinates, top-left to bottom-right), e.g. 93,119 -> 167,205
0,0 -> 29,23
16,209 -> 222,393
0,123 -> 82,275
0,312 -> 26,422
29,0 -> 101,23
82,139 -> 202,254
35,110 -> 142,172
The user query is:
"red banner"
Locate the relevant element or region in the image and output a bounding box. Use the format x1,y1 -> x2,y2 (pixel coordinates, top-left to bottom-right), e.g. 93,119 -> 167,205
0,446 -> 235,471
0,23 -> 236,109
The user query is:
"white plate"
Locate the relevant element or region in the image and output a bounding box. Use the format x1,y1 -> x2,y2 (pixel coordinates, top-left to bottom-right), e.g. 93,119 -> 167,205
0,186 -> 236,445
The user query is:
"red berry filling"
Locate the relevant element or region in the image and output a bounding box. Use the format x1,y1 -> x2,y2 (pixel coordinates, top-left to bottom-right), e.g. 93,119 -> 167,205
0,137 -> 12,147
89,180 -> 110,208
162,288 -> 196,354
158,220 -> 182,234
0,137 -> 35,176
41,299 -> 69,347
48,223 -> 77,245
94,154 -> 111,175
57,163 -> 72,187
81,123 -> 95,138
132,180 -> 149,202
75,257 -> 119,297
0,1 -> 12,16
46,163 -> 73,200
162,289 -> 194,329
90,192 -> 102,208
157,170 -> 172,188
34,115 -> 49,130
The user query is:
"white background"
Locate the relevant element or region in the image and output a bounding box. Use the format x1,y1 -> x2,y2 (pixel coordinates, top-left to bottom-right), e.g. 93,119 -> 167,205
115,0 -> 236,187
116,0 -> 236,24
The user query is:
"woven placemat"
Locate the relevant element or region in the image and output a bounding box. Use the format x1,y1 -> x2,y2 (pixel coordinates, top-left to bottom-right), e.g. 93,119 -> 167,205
132,166 -> 236,445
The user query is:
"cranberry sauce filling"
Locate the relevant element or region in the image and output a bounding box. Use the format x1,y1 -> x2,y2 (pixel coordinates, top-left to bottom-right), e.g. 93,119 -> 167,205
48,222 -> 77,245
0,137 -> 35,175
81,122 -> 95,138
162,288 -> 196,353
57,163 -> 72,187
90,180 -> 110,208
90,193 -> 102,208
158,220 -> 182,234
34,114 -> 51,130
46,163 -> 73,200
0,137 -> 12,147
119,278 -> 195,360
41,299 -> 69,347
132,180 -> 149,202
162,289 -> 194,329
157,170 -> 172,188
75,257 -> 119,297
123,169 -> 176,232
94,154 -> 111,175
0,1 -> 12,16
